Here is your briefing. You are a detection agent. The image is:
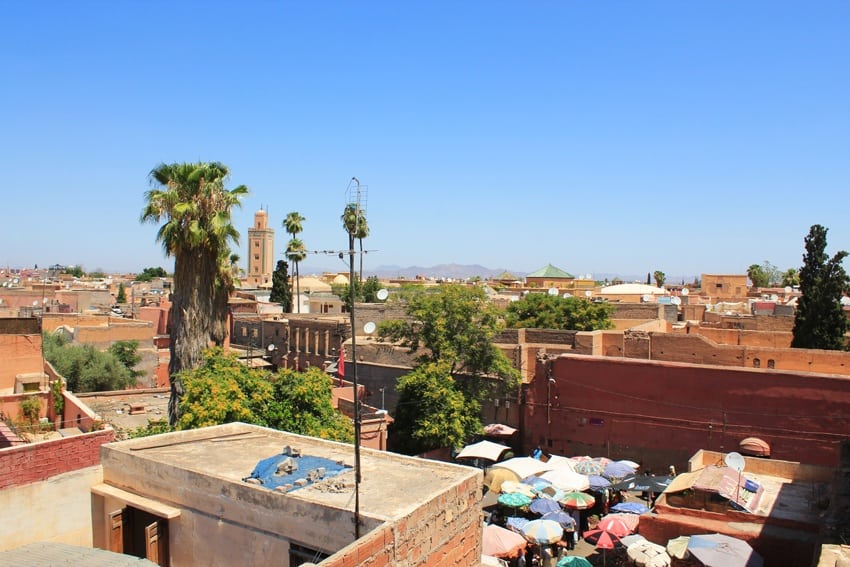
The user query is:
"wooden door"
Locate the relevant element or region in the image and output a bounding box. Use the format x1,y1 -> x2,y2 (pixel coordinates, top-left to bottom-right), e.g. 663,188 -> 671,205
145,519 -> 168,566
109,509 -> 125,553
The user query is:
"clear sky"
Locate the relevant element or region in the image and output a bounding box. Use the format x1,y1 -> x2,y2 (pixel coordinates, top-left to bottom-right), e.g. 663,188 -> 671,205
2,1 -> 848,280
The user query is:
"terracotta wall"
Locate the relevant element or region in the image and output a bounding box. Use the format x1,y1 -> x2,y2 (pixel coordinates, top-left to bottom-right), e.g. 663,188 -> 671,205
0,428 -> 114,490
522,354 -> 850,472
0,334 -> 43,391
320,473 -> 482,566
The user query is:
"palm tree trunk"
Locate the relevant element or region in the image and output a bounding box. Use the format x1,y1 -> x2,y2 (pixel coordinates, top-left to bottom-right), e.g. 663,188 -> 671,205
295,261 -> 301,313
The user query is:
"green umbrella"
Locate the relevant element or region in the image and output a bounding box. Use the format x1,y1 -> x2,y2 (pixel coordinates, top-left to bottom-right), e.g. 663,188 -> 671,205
557,556 -> 592,567
498,492 -> 532,508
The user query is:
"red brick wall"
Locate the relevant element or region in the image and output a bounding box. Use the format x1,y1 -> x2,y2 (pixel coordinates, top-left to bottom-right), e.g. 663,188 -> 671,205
522,354 -> 850,472
321,475 -> 482,566
0,428 -> 114,490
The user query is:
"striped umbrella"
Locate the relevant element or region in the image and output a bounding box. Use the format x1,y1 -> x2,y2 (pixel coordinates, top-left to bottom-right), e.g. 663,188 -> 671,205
559,491 -> 595,510
602,512 -> 640,531
574,460 -> 606,476
522,519 -> 564,545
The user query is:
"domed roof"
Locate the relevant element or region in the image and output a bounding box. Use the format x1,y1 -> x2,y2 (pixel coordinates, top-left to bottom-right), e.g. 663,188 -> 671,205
332,274 -> 349,285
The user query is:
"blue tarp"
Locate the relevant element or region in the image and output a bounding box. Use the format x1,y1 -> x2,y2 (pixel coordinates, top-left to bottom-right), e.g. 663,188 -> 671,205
246,452 -> 349,492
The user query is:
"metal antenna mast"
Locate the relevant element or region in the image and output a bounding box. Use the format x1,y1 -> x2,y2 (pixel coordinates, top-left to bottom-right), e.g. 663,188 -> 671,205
345,176 -> 367,540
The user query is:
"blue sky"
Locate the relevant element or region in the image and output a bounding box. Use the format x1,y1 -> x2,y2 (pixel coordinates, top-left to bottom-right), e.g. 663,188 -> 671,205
2,1 -> 848,279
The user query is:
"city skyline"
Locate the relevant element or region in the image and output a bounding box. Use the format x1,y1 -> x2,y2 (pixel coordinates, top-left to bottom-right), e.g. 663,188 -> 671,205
3,2 -> 848,277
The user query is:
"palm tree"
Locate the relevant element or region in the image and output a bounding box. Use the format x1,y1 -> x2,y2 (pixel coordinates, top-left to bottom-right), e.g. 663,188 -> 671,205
141,161 -> 247,425
341,203 -> 369,282
283,211 -> 306,313
286,237 -> 307,313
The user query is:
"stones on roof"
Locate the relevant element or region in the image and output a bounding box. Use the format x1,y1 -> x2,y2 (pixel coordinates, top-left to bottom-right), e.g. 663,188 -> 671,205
525,264 -> 574,279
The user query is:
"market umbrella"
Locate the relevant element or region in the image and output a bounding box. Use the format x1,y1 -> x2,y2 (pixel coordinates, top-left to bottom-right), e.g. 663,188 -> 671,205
483,423 -> 517,437
574,459 -> 606,476
522,475 -> 553,491
506,516 -> 530,534
498,492 -> 532,509
522,519 -> 564,545
584,529 -> 622,567
611,474 -> 673,494
557,556 -> 593,567
529,497 -> 562,516
610,501 -> 649,515
456,440 -> 510,462
601,512 -> 640,531
665,535 -> 690,560
541,468 -> 591,492
687,533 -> 763,567
587,474 -> 612,489
595,515 -> 634,537
483,524 -> 528,559
493,457 -> 556,480
500,481 -> 537,498
627,540 -> 671,567
541,510 -> 576,531
603,460 -> 636,480
560,491 -> 595,510
545,455 -> 577,470
482,555 -> 508,567
616,459 -> 640,470
484,467 -> 521,493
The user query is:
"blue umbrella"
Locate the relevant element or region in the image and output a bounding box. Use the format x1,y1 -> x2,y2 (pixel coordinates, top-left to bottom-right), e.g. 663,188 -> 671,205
603,461 -> 635,480
529,497 -> 561,516
588,475 -> 612,489
610,501 -> 649,514
541,510 -> 576,530
521,475 -> 553,492
506,516 -> 530,533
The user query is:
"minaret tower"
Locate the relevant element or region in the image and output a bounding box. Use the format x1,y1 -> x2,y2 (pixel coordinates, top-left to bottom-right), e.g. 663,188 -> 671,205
247,209 -> 274,287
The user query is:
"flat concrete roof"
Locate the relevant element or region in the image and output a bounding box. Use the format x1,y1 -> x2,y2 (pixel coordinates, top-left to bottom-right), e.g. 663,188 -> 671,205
78,389 -> 170,433
102,422 -> 480,522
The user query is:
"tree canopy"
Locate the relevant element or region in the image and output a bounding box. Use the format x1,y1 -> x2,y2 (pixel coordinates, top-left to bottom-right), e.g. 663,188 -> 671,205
135,267 -> 168,282
388,362 -> 480,455
269,260 -> 293,312
43,333 -> 137,392
504,293 -> 615,332
791,224 -> 849,350
176,348 -> 353,442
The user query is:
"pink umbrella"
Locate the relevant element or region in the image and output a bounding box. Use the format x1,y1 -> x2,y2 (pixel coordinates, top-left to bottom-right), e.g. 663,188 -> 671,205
483,524 -> 527,559
596,515 -> 634,537
601,512 -> 640,531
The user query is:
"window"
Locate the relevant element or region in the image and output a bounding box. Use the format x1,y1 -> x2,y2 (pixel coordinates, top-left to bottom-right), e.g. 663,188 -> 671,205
767,359 -> 775,369
753,358 -> 760,368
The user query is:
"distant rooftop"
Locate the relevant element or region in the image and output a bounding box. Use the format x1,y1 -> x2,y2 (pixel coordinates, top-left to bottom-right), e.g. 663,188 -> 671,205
525,264 -> 574,279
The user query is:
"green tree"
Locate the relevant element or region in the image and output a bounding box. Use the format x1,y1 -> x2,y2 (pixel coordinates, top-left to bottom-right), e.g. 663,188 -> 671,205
782,268 -> 800,288
43,333 -> 136,392
388,362 -> 480,455
269,260 -> 293,312
333,275 -> 382,311
64,266 -> 84,278
141,161 -> 248,425
341,203 -> 369,282
378,285 -> 520,402
747,264 -> 769,288
108,340 -> 143,379
791,225 -> 849,350
176,348 -> 352,442
653,270 -> 666,287
136,267 -> 168,282
283,212 -> 306,313
504,293 -> 614,331
268,367 -> 353,442
116,283 -> 127,304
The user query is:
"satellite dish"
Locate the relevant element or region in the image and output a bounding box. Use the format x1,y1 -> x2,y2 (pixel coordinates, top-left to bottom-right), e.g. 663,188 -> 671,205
562,292 -> 571,298
267,344 -> 276,352
725,451 -> 746,472
12,278 -> 19,284
681,288 -> 689,296
784,286 -> 792,294
376,288 -> 389,301
32,300 -> 38,306
671,297 -> 681,305
584,290 -> 592,298
548,287 -> 558,296
642,294 -> 651,303
770,294 -> 778,301
364,321 -> 376,334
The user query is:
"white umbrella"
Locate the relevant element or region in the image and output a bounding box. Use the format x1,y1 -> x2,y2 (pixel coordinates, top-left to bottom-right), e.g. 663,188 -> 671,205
544,455 -> 576,471
456,440 -> 510,462
492,457 -> 556,480
628,540 -> 671,567
540,467 -> 590,492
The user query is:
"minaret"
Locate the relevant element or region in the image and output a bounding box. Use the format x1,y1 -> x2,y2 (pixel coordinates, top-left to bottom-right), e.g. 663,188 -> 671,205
247,209 -> 274,287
